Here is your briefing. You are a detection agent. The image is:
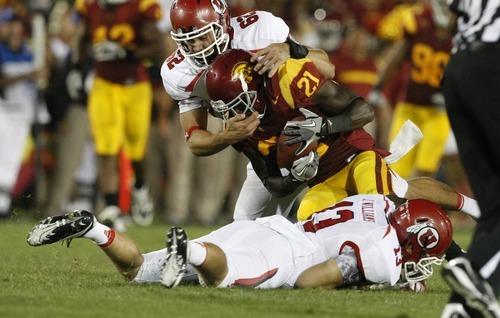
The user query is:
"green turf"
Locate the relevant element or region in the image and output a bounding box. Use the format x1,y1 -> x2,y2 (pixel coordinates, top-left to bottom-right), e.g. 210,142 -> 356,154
0,214 -> 473,318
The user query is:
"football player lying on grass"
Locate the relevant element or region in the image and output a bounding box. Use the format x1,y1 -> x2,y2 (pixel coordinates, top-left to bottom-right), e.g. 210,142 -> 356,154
28,194 -> 452,291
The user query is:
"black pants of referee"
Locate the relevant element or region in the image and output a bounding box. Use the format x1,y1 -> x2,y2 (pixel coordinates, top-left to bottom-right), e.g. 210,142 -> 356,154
442,43 -> 500,296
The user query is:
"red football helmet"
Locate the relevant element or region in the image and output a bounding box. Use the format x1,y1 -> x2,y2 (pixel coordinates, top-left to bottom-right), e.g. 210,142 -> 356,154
170,0 -> 231,70
205,49 -> 267,123
388,199 -> 453,282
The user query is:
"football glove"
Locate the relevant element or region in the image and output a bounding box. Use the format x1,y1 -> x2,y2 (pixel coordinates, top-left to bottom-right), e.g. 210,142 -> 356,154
283,108 -> 323,154
92,41 -> 128,62
290,151 -> 319,182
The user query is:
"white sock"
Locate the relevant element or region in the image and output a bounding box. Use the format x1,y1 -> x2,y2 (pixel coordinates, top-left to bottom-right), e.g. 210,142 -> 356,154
188,242 -> 207,266
456,193 -> 481,220
83,218 -> 115,246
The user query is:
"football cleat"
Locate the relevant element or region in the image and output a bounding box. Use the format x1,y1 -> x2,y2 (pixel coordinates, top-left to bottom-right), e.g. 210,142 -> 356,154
161,227 -> 189,288
130,186 -> 154,227
441,303 -> 472,318
442,257 -> 500,318
27,210 -> 94,247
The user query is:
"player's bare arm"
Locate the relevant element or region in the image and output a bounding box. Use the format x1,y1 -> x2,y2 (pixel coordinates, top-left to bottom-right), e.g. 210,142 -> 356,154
283,83 -> 374,150
313,82 -> 374,128
243,149 -> 299,198
295,259 -> 344,289
244,146 -> 318,198
251,43 -> 335,79
181,109 -> 260,156
302,47 -> 336,80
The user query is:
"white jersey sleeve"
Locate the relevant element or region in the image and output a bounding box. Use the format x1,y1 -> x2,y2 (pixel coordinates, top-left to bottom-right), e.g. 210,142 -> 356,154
230,11 -> 289,51
297,194 -> 403,286
160,49 -> 206,112
160,10 -> 290,114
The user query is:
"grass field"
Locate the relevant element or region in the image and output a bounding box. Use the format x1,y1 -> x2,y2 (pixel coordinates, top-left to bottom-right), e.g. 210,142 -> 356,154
0,213 -> 474,318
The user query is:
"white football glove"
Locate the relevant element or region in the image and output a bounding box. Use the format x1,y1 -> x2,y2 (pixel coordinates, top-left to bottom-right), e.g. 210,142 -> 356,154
92,41 -> 128,62
290,151 -> 319,182
283,108 -> 322,155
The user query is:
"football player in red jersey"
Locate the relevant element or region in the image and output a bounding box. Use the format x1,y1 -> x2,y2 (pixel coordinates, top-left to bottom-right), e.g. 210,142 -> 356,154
161,0 -> 335,221
370,1 -> 455,180
203,49 -> 480,227
74,0 -> 166,229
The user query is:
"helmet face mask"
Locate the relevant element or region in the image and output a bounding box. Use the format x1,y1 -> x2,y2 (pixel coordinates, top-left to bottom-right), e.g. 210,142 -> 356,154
206,49 -> 266,123
389,199 -> 453,283
403,256 -> 443,282
98,0 -> 128,7
170,0 -> 231,70
211,89 -> 259,123
171,23 -> 230,70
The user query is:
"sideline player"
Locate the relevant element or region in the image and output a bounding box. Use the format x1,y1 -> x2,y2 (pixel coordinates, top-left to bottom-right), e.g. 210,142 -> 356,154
369,1 -> 453,179
74,0 -> 166,229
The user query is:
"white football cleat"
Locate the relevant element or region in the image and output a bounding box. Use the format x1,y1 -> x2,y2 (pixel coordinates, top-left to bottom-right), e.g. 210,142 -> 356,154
161,227 -> 189,288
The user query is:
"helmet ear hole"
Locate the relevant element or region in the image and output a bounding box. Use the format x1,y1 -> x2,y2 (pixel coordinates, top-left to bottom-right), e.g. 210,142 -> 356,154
416,217 -> 429,223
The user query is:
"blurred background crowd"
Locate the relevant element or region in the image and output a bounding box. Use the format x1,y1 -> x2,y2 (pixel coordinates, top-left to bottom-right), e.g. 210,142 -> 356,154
0,0 -> 473,228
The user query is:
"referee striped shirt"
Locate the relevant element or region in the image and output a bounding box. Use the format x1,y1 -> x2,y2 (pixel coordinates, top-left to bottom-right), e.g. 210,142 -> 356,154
448,0 -> 500,48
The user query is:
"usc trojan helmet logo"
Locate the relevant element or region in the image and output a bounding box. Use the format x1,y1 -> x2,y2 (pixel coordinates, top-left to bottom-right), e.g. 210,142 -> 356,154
231,61 -> 254,91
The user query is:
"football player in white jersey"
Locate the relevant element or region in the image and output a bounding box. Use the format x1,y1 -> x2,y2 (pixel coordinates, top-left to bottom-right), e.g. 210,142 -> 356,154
28,194 -> 453,291
161,194 -> 453,289
160,0 -> 335,220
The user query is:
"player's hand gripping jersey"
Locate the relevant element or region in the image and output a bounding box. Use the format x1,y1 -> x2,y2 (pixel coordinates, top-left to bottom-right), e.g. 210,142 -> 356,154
160,11 -> 289,112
